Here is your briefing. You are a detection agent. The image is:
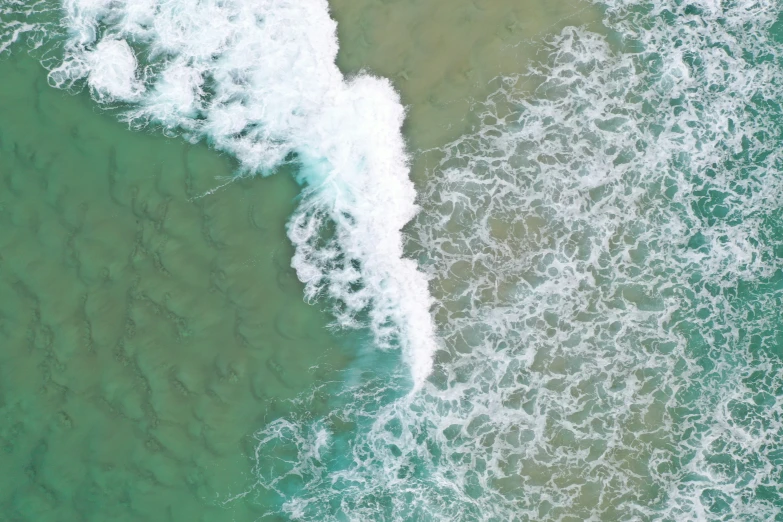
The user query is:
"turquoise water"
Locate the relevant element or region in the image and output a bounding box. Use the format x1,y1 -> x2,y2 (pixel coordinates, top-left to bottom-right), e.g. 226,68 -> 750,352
2,0 -> 783,520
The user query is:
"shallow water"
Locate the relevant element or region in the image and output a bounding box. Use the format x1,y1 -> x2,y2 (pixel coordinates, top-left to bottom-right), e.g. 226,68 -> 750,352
3,0 -> 783,520
0,51 -> 348,521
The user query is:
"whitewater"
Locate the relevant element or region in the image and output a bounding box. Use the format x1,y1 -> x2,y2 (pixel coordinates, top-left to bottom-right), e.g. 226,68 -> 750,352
3,0 -> 783,520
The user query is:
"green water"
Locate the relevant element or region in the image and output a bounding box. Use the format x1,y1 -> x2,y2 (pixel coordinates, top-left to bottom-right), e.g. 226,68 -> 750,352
0,52 -> 348,521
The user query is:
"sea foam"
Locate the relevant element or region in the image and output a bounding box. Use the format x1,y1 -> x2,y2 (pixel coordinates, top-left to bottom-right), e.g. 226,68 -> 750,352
246,0 -> 783,519
42,0 -> 438,386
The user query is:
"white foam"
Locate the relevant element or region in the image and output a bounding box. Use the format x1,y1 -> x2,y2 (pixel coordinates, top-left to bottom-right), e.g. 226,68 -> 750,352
244,0 -> 783,519
85,38 -> 143,101
46,0 -> 438,386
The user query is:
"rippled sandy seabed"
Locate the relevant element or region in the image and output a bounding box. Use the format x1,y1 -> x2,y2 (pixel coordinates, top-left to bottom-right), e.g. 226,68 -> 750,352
0,51 -> 352,520
2,0 -> 783,521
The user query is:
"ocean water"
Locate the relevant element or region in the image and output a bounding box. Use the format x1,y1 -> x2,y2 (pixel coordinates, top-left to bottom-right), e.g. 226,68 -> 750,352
2,0 -> 783,521
0,48 -> 352,521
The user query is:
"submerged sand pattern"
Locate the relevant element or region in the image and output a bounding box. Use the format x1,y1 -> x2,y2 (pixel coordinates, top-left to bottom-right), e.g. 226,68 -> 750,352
0,53 -> 347,521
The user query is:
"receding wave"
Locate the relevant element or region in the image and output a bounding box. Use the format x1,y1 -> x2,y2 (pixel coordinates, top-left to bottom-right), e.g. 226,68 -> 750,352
247,0 -> 783,520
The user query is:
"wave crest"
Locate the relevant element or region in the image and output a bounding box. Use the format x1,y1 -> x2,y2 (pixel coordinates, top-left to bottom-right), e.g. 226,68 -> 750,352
29,0 -> 439,385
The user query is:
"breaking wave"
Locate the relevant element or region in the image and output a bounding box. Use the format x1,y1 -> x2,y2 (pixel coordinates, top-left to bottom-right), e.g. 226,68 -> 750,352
0,0 -> 439,386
